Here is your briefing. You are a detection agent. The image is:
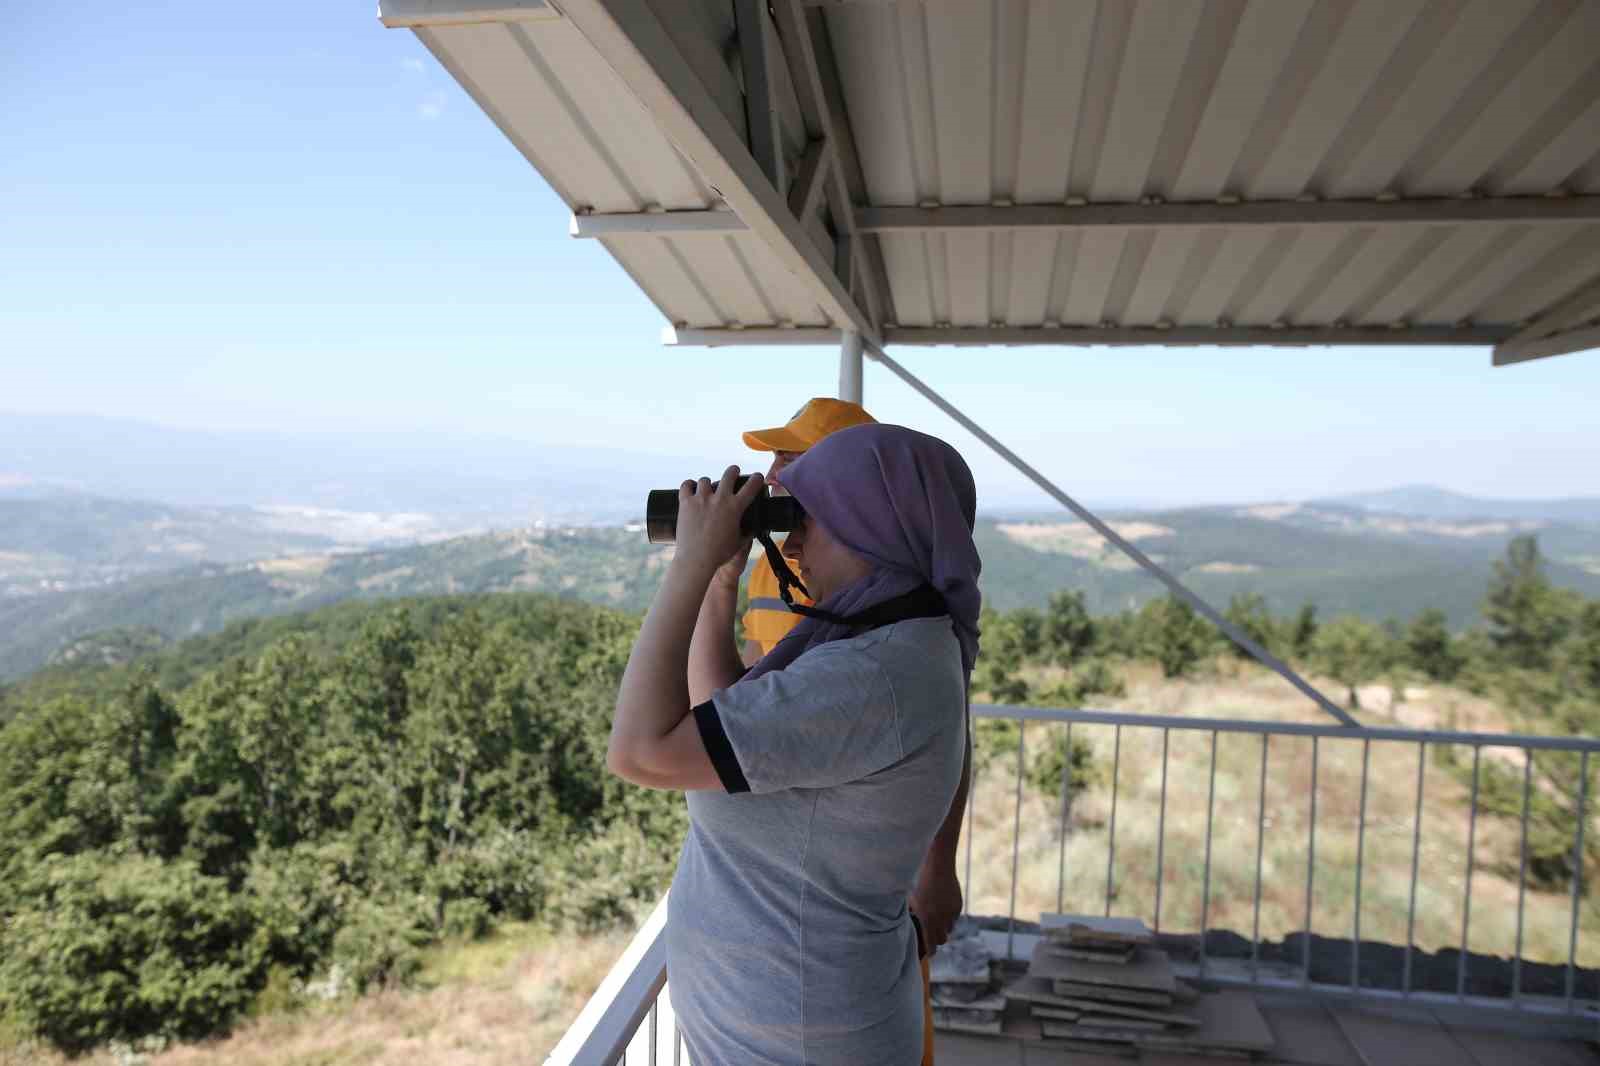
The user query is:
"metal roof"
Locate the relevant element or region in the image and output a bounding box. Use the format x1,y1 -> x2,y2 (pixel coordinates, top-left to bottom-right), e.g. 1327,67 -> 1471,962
382,0 -> 1600,364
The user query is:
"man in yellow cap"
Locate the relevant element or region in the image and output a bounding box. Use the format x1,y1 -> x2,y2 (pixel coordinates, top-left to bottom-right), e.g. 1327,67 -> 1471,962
738,398 -> 879,663
738,396 -> 970,1066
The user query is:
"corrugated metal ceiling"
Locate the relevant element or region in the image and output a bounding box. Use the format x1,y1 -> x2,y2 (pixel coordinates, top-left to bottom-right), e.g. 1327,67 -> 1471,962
385,0 -> 1600,358
829,0 -> 1600,335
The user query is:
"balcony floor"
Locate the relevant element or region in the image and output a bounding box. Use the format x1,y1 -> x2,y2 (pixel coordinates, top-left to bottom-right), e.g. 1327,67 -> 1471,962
935,993 -> 1600,1066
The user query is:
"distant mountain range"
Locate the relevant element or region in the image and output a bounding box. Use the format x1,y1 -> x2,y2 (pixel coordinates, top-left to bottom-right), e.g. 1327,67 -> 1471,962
5,410 -> 1599,680
0,412 -> 716,526
1318,485 -> 1600,525
4,491 -> 1600,681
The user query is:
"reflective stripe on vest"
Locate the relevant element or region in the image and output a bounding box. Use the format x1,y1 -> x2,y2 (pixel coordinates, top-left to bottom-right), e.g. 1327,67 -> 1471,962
747,597 -> 788,612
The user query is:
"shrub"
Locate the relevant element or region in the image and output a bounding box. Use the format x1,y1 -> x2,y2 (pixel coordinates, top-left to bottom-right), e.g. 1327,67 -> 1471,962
0,852 -> 264,1052
442,898 -> 493,940
1073,657 -> 1126,699
1222,593 -> 1278,660
1042,591 -> 1097,665
1026,732 -> 1100,799
243,840 -> 361,978
542,821 -> 680,933
328,897 -> 432,994
1139,596 -> 1211,679
249,965 -> 302,1017
1314,615 -> 1387,709
1405,607 -> 1462,681
421,824 -> 549,926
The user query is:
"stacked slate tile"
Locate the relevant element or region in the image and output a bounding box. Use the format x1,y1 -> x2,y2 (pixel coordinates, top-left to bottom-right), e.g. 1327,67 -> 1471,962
927,919 -> 1005,1035
1000,913 -> 1275,1059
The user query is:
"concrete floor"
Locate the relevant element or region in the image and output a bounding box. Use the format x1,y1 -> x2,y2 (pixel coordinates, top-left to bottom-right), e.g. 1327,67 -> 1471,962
935,994 -> 1600,1066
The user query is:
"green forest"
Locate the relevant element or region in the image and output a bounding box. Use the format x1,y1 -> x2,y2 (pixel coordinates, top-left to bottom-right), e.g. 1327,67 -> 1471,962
1,535 -> 1596,1056
0,595 -> 683,1054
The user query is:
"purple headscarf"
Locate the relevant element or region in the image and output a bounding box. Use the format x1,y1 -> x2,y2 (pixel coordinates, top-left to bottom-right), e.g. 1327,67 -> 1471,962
745,423 -> 981,681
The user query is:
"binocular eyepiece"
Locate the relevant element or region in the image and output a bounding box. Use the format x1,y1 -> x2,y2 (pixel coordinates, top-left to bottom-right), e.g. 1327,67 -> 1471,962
645,475 -> 805,544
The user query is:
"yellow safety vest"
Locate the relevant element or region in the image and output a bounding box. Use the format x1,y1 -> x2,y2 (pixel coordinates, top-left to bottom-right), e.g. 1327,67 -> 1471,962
741,553 -> 812,655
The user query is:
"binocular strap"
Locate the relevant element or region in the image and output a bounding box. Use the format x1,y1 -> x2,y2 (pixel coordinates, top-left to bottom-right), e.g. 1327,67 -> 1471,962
754,533 -> 948,633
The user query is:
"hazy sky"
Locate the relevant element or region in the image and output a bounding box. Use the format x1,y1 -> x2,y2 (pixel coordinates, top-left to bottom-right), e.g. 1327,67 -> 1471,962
4,1 -> 1599,510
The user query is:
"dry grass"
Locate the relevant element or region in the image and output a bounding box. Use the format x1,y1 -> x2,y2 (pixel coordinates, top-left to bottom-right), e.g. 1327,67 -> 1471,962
963,659 -> 1600,969
1,922 -> 633,1066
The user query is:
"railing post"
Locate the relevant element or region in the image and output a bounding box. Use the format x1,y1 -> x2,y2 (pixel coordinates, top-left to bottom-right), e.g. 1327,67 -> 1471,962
1007,720 -> 1026,959
1515,753 -> 1533,1002
1057,722 -> 1073,913
1253,734 -> 1269,981
1568,751 -> 1590,1013
1352,738 -> 1370,992
1201,730 -> 1218,979
1404,742 -> 1425,998
1105,724 -> 1122,917
1304,736 -> 1318,987
1155,728 -> 1169,934
1460,746 -> 1482,1000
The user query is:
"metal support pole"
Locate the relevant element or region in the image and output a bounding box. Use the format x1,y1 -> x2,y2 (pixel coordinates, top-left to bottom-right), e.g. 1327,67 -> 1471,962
838,329 -> 863,403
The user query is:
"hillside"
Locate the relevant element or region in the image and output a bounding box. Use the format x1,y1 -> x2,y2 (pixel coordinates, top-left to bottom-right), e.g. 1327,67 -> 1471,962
6,500 -> 1600,682
0,494 -> 340,597
0,526 -> 666,681
981,504 -> 1600,623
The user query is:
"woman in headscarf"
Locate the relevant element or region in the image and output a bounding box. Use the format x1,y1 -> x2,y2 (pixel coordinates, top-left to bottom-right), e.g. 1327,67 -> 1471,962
608,424 -> 981,1066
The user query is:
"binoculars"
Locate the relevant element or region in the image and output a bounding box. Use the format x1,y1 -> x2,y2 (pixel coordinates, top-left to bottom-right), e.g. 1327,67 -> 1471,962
644,475 -> 805,544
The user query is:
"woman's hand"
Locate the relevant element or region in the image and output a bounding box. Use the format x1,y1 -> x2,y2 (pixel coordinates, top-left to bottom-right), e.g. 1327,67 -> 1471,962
711,537 -> 755,592
674,467 -> 764,575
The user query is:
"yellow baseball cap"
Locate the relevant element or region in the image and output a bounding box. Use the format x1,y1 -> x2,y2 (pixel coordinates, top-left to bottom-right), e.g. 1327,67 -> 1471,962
742,397 -> 877,452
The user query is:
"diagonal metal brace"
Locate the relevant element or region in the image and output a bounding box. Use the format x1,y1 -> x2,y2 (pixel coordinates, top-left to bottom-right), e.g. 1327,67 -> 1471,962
866,342 -> 1360,728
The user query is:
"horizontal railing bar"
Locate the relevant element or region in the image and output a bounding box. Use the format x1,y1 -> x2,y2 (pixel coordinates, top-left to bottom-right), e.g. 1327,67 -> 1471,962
972,704 -> 1600,753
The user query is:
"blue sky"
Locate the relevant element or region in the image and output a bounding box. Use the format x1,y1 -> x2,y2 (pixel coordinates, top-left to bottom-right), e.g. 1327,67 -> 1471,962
4,1 -> 1598,510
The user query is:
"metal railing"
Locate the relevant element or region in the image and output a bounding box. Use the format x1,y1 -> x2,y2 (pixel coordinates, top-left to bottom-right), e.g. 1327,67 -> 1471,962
544,895 -> 675,1066
551,706 -> 1600,1064
975,705 -> 1600,1019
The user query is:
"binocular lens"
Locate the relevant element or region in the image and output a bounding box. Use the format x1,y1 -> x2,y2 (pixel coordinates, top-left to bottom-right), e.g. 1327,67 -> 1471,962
644,476 -> 805,544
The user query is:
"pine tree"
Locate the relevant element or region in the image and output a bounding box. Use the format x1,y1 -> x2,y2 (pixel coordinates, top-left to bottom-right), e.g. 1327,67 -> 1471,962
1314,615 -> 1386,709
1405,607 -> 1461,681
1290,602 -> 1319,660
1485,535 -> 1573,670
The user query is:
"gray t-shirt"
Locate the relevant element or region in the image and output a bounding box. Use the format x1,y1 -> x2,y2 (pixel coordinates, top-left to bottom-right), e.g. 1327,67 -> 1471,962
666,617 -> 967,1066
